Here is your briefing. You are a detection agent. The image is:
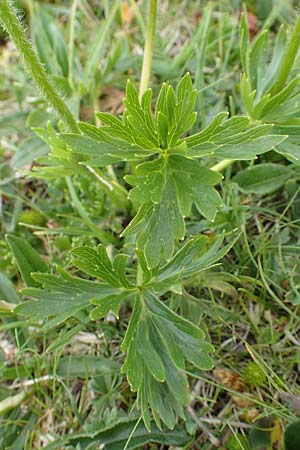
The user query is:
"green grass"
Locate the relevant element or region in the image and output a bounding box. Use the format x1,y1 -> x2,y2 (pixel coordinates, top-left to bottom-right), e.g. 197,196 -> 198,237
0,0 -> 300,449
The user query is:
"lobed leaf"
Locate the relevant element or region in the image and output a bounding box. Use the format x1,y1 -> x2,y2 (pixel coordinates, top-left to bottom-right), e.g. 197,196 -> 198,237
62,133 -> 154,165
124,155 -> 222,268
15,270 -> 121,327
121,290 -> 213,429
90,292 -> 132,320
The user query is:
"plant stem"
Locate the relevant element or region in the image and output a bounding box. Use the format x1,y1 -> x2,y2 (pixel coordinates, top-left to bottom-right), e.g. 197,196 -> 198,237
139,0 -> 157,100
270,16 -> 300,95
0,0 -> 78,132
211,158 -> 233,172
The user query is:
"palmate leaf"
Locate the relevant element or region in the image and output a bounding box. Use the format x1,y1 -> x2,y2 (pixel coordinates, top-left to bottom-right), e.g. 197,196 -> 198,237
14,269 -> 124,329
14,245 -> 136,327
72,245 -> 135,289
121,291 -> 214,430
123,170 -> 185,270
64,79 -> 283,166
149,233 -> 238,294
62,72 -> 197,159
71,244 -> 135,319
94,72 -> 197,150
29,125 -> 87,179
145,120 -> 283,263
123,155 -> 222,268
6,239 -> 133,329
118,235 -> 235,429
185,116 -> 286,158
54,74 -> 284,267
61,134 -> 155,166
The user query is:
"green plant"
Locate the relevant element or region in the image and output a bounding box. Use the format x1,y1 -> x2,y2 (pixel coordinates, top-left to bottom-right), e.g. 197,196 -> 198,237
284,420 -> 300,450
243,362 -> 266,387
232,12 -> 300,195
226,434 -> 250,450
0,0 -> 78,132
1,0 -> 300,442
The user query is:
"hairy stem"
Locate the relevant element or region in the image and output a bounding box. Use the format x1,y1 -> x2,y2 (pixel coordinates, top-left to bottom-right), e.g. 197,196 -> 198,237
270,16 -> 300,95
139,0 -> 158,99
0,0 -> 78,132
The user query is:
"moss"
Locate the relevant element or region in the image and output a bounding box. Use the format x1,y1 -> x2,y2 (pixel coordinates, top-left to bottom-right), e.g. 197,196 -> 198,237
243,362 -> 266,387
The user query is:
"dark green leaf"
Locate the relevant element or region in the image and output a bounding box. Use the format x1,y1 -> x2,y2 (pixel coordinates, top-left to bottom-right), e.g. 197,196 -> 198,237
124,155 -> 222,268
249,417 -> 273,449
150,237 -> 209,293
284,421 -> 300,450
56,355 -> 120,379
121,296 -> 142,352
136,319 -> 166,382
233,163 -> 291,194
62,134 -> 153,166
90,291 -> 132,320
44,418 -> 190,450
214,135 -> 286,159
6,235 -> 48,287
122,290 -> 213,429
15,271 -> 120,327
72,245 -> 134,288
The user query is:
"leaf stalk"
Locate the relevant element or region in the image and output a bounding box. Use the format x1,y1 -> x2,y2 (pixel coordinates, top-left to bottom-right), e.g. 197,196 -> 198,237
139,0 -> 158,99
